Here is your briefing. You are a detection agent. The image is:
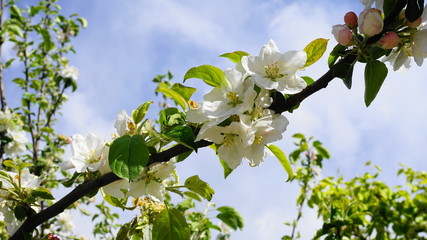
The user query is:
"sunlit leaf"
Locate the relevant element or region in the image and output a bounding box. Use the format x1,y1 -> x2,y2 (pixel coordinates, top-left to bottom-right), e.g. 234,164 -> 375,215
183,65 -> 225,87
303,38 -> 329,68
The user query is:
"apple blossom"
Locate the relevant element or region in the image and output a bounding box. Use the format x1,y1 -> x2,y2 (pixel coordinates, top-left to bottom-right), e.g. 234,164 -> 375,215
4,130 -> 28,156
383,47 -> 412,72
332,25 -> 354,46
68,133 -> 107,172
127,161 -> 176,201
344,11 -> 358,28
0,107 -> 15,132
114,110 -> 135,136
243,114 -> 289,166
196,68 -> 257,123
380,32 -> 400,49
413,29 -> 427,66
358,8 -> 383,37
241,39 -> 307,94
60,65 -> 79,80
196,121 -> 252,169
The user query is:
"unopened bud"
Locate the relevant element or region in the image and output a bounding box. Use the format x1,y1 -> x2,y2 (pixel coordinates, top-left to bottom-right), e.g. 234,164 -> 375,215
380,32 -> 400,49
332,25 -> 354,46
358,8 -> 384,37
344,11 -> 358,28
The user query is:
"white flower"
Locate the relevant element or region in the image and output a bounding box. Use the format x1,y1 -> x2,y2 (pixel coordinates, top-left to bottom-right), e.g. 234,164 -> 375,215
69,133 -> 107,172
114,110 -> 135,136
241,39 -> 307,94
243,114 -> 289,166
196,121 -> 252,169
4,130 -> 28,156
0,108 -> 15,132
412,29 -> 427,66
102,179 -> 130,199
127,161 -> 176,201
187,68 -> 256,127
60,65 -> 79,81
56,210 -> 74,232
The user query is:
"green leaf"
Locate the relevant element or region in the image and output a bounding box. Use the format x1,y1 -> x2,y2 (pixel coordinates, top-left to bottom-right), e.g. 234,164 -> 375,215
364,60 -> 388,107
266,145 -> 294,181
176,198 -> 195,212
62,172 -> 83,187
292,133 -> 305,139
152,208 -> 190,240
77,17 -> 88,28
313,140 -> 331,159
383,0 -> 397,18
405,0 -> 424,22
14,205 -> 27,221
333,62 -> 354,89
9,5 -> 22,20
39,28 -> 54,51
184,175 -> 215,201
183,191 -> 202,201
183,65 -> 225,87
220,158 -> 233,179
30,187 -> 55,200
219,51 -> 249,63
102,192 -> 129,210
301,76 -> 314,86
132,101 -> 153,125
216,206 -> 244,230
157,82 -> 188,109
303,38 -> 329,68
7,24 -> 23,38
328,44 -> 346,68
170,83 -> 196,102
159,108 -> 186,131
109,135 -> 149,181
164,125 -> 197,150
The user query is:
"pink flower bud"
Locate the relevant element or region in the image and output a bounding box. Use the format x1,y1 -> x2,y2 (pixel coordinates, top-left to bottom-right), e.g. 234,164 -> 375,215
344,11 -> 358,28
332,25 -> 354,46
380,32 -> 400,49
358,8 -> 384,37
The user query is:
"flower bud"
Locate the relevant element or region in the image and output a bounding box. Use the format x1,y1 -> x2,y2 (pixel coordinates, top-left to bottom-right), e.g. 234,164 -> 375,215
358,8 -> 384,37
332,25 -> 354,46
380,32 -> 400,49
344,11 -> 358,28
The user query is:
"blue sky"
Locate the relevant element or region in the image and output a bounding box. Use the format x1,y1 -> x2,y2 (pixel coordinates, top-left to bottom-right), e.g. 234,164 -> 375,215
7,0 -> 427,239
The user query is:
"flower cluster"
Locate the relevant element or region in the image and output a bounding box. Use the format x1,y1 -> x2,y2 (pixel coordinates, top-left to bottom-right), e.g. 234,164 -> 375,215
64,110 -> 175,201
187,39 -> 306,169
0,108 -> 29,158
331,2 -> 427,72
0,169 -> 41,234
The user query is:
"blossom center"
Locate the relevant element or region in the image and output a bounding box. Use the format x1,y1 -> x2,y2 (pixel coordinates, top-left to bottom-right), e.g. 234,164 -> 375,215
86,150 -> 102,164
226,92 -> 243,107
264,62 -> 281,81
221,133 -> 239,147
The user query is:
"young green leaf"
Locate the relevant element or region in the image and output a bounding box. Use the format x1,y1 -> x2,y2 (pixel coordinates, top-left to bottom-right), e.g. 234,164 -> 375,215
183,65 -> 225,87
267,145 -> 294,181
313,140 -> 331,159
216,206 -> 244,230
152,208 -> 190,240
301,76 -> 314,86
170,83 -> 196,102
303,38 -> 329,68
220,158 -> 234,179
157,82 -> 188,109
108,135 -> 149,181
328,44 -> 346,68
219,51 -> 250,63
132,101 -> 153,125
77,17 -> 88,28
184,175 -> 215,201
364,60 -> 388,107
164,125 -> 197,150
30,187 -> 55,200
